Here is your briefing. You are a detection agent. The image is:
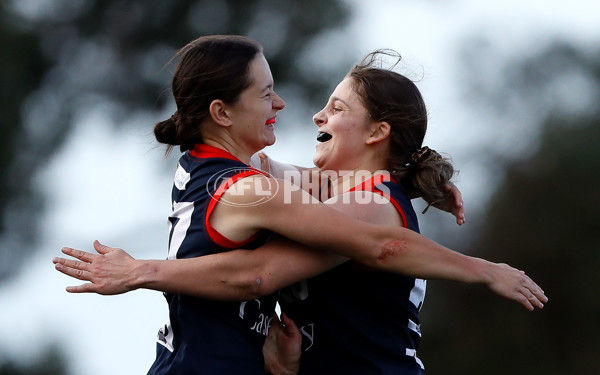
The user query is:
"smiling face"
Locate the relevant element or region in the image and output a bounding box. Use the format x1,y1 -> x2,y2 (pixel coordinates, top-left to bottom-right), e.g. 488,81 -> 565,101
227,53 -> 285,156
313,77 -> 376,172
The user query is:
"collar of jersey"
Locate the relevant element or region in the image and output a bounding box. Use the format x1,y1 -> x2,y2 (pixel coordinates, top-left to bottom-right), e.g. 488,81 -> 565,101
190,144 -> 242,162
347,173 -> 394,192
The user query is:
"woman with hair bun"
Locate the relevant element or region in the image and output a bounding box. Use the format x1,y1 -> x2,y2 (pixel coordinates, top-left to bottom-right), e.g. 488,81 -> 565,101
54,39 -> 546,375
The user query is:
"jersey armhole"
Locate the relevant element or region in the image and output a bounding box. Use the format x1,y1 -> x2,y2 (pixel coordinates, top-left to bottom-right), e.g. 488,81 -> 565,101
348,178 -> 408,228
205,169 -> 267,248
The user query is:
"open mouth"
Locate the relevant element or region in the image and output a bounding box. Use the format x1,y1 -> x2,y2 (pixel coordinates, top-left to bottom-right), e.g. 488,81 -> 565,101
316,131 -> 332,143
265,118 -> 276,125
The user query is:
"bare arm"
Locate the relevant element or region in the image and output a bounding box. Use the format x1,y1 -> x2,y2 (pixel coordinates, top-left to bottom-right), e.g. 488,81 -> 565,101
218,177 -> 547,310
55,176 -> 547,310
252,152 -> 465,225
55,236 -> 345,300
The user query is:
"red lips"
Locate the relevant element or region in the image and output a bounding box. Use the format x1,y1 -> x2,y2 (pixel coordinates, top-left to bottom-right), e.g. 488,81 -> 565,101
265,118 -> 276,125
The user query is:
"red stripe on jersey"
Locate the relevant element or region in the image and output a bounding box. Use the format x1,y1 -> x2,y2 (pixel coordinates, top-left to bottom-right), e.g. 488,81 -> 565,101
347,174 -> 408,228
205,169 -> 268,248
191,144 -> 243,162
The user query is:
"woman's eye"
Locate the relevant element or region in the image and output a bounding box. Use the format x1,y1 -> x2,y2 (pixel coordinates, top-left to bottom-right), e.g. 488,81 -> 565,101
333,107 -> 342,112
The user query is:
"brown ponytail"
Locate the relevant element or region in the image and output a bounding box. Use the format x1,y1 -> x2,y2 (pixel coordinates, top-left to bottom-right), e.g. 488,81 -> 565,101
401,146 -> 454,210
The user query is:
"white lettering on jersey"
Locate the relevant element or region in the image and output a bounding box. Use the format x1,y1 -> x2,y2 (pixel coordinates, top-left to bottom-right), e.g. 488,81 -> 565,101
240,299 -> 272,336
167,201 -> 194,260
157,322 -> 175,352
409,278 -> 426,311
250,313 -> 273,336
405,348 -> 425,370
299,323 -> 315,351
408,318 -> 422,337
174,163 -> 190,190
239,299 -> 261,319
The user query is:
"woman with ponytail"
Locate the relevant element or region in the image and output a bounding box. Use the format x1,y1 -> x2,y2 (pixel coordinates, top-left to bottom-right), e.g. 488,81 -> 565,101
54,42 -> 546,375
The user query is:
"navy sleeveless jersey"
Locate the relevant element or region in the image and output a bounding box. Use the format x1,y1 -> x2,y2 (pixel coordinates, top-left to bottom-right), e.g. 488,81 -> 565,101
279,174 -> 426,375
147,144 -> 277,375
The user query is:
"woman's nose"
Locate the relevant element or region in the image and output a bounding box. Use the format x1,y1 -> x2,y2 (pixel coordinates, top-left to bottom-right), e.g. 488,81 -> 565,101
313,109 -> 326,126
273,92 -> 285,110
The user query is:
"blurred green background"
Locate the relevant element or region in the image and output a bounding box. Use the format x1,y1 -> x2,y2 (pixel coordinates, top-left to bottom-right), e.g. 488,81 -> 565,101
1,0 -> 598,374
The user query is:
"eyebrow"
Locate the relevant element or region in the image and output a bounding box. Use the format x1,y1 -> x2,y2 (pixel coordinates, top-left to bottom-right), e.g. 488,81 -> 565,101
261,83 -> 273,92
331,96 -> 350,107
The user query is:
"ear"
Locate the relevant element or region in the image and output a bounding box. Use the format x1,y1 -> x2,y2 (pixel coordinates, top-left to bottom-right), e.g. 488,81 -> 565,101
366,121 -> 391,145
209,99 -> 233,127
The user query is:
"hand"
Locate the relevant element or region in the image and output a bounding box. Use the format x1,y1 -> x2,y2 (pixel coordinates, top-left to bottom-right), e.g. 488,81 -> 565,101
485,262 -> 548,311
263,312 -> 302,375
258,152 -> 271,175
431,182 -> 465,225
53,240 -> 138,295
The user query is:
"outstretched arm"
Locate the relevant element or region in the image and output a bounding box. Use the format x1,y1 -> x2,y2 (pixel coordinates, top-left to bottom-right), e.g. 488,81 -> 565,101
55,235 -> 345,300
55,176 -> 547,310
221,177 -> 547,310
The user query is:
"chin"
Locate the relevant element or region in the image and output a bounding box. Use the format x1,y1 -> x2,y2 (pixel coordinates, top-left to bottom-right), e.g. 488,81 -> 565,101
264,136 -> 276,147
312,155 -> 323,169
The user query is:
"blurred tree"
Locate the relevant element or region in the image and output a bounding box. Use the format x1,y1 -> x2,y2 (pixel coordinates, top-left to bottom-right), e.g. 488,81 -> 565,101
0,2 -> 51,281
0,0 -> 351,281
0,344 -> 68,375
420,42 -> 600,374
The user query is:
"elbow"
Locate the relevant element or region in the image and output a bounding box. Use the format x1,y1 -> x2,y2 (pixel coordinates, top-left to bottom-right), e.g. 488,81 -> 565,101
234,273 -> 278,300
363,239 -> 410,271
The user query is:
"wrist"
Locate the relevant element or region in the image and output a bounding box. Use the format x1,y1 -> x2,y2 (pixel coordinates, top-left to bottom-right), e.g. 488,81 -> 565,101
130,259 -> 158,290
467,257 -> 496,285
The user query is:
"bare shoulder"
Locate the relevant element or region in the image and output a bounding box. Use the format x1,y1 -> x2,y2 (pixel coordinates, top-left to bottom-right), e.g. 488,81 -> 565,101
219,175 -> 318,207
323,191 -> 402,226
215,174 -> 319,224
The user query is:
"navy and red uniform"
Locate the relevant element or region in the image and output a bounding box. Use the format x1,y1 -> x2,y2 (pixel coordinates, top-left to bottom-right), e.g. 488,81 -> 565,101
148,144 -> 277,375
279,174 -> 426,375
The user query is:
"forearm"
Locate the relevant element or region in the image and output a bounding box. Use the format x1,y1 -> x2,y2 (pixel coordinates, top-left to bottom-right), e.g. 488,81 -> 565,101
368,226 -> 493,284
131,251 -> 266,300
132,240 -> 344,301
260,192 -> 491,285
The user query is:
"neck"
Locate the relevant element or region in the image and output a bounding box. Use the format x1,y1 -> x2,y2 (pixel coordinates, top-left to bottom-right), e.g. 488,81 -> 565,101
324,150 -> 387,195
328,167 -> 388,196
201,136 -> 255,165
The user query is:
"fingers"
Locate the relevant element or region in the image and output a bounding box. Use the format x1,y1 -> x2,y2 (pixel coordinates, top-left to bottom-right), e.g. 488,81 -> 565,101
520,288 -> 543,311
93,240 -> 113,255
279,312 -> 301,340
534,286 -> 548,303
524,279 -> 548,308
491,264 -> 548,311
455,204 -> 466,226
280,312 -> 298,330
54,261 -> 92,282
54,260 -> 101,294
258,152 -> 270,174
66,283 -> 98,294
267,313 -> 283,338
443,182 -> 466,226
61,246 -> 97,262
516,293 -> 535,311
53,256 -> 89,271
517,274 -> 548,311
449,184 -> 465,225
271,312 -> 282,327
